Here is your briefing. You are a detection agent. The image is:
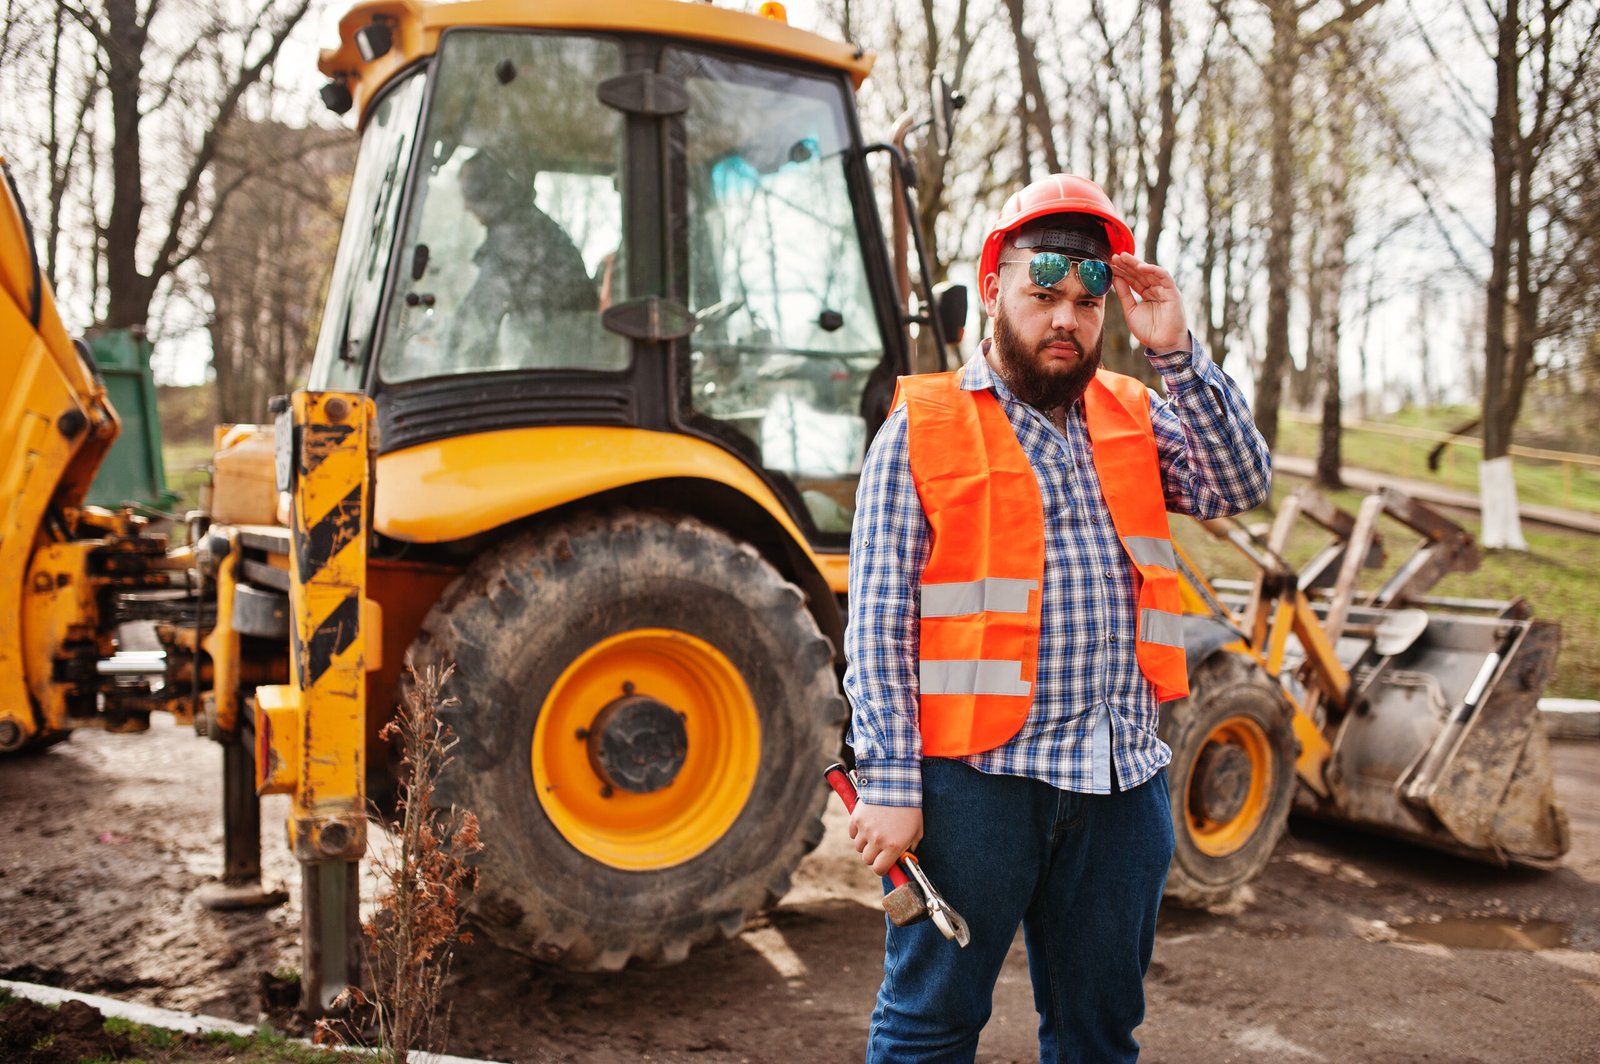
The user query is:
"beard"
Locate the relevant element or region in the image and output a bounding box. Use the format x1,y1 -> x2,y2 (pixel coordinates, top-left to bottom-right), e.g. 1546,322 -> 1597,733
991,306 -> 1103,413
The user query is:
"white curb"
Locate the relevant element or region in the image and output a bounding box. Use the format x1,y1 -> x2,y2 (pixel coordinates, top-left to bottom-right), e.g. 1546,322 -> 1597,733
0,979 -> 507,1064
1541,698 -> 1600,741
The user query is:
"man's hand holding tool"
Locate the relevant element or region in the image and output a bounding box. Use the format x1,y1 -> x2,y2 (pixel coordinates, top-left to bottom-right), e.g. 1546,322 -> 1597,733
824,764 -> 971,947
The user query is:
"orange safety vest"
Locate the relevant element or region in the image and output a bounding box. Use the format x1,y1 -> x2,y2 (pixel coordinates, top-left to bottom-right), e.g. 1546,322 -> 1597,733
895,368 -> 1189,758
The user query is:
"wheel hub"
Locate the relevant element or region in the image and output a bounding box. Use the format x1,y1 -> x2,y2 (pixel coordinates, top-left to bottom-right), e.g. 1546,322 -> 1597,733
586,694 -> 689,794
1191,740 -> 1253,823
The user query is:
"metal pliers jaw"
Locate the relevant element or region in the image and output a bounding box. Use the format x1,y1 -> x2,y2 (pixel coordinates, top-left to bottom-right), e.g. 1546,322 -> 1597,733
900,853 -> 972,947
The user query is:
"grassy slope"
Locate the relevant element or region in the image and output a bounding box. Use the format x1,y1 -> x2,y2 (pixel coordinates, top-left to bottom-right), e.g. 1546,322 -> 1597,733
1277,409 -> 1600,516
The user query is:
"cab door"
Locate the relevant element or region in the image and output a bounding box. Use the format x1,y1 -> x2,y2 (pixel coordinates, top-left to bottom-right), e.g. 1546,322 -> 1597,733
663,45 -> 906,551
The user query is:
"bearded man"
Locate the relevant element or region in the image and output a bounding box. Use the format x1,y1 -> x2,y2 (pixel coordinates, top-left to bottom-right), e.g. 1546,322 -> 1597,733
842,173 -> 1272,1063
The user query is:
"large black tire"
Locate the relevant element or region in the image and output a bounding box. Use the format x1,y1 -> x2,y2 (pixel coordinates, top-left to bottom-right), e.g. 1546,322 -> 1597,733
409,511 -> 847,970
1159,651 -> 1298,908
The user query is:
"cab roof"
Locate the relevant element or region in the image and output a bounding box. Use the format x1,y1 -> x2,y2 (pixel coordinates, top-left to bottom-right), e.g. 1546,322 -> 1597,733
319,0 -> 876,125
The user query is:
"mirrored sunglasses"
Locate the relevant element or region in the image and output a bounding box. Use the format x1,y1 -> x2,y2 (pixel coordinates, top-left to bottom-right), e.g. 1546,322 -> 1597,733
1000,251 -> 1112,298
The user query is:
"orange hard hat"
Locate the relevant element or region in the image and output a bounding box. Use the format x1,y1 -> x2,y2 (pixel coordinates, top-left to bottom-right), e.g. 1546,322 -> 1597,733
979,173 -> 1135,283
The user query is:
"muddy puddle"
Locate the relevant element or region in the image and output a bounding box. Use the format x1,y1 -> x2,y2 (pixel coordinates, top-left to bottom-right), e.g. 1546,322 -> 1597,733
1392,915 -> 1571,950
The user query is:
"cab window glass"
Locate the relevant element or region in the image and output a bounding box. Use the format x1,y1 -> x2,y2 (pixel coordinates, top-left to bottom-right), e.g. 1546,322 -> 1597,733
308,72 -> 425,389
668,50 -> 885,536
380,32 -> 627,382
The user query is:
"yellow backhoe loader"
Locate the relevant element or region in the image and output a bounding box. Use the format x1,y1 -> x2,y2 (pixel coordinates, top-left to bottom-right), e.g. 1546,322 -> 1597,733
1162,487 -> 1567,904
1,0 -> 1567,1016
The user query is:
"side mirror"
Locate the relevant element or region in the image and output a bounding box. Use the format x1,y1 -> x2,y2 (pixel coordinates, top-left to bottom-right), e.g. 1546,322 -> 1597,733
320,80 -> 353,116
928,71 -> 965,160
933,281 -> 968,345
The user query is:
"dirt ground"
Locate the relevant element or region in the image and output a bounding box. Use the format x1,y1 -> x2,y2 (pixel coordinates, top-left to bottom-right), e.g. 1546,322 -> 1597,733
2,721 -> 1597,1063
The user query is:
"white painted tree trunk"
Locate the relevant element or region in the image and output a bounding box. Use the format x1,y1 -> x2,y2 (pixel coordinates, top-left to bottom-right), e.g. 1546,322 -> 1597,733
1479,455 -> 1529,550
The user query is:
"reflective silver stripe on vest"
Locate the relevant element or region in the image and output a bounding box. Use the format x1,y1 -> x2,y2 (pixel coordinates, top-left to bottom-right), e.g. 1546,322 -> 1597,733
920,659 -> 1032,696
1139,608 -> 1186,648
920,577 -> 1039,618
1124,536 -> 1177,570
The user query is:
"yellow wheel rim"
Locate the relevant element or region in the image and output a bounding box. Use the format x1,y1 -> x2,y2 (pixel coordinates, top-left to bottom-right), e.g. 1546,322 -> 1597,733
1184,715 -> 1273,858
531,628 -> 760,871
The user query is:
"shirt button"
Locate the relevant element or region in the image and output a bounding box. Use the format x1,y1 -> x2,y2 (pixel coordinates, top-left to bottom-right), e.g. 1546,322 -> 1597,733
1108,633 -> 1118,643
1104,569 -> 1114,579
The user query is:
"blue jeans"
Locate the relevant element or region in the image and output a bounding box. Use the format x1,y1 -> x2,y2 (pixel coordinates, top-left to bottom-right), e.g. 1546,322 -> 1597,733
866,759 -> 1174,1064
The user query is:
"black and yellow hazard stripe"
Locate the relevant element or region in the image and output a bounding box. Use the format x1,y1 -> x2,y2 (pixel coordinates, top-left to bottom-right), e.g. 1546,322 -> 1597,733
285,391 -> 372,862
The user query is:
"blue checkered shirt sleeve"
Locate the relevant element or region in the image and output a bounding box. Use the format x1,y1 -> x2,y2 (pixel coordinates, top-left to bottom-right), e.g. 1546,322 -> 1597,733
842,406 -> 927,807
1146,338 -> 1272,517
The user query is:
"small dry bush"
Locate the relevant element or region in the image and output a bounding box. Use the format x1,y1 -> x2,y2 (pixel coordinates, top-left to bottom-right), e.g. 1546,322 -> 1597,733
318,661 -> 482,1064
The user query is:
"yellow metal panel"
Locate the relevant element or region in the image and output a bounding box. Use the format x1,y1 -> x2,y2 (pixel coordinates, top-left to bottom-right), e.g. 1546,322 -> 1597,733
1263,599 -> 1296,677
362,597 -> 383,673
255,684 -> 303,795
816,553 -> 848,596
2,170 -> 124,746
1289,694 -> 1334,798
284,391 -> 373,862
20,542 -> 98,732
1292,592 -> 1351,713
206,541 -> 243,733
319,0 -> 875,124
1,313 -> 77,745
1,156 -> 75,368
375,423 -> 839,562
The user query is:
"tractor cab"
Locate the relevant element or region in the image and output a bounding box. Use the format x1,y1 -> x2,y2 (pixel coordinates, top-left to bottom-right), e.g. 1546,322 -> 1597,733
309,0 -> 911,546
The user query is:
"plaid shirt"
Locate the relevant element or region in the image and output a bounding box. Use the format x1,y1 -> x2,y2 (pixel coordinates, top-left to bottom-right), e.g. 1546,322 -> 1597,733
843,337 -> 1271,807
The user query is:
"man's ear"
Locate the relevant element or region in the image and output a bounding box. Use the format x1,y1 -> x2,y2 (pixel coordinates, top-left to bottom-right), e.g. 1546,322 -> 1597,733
981,270 -> 1001,317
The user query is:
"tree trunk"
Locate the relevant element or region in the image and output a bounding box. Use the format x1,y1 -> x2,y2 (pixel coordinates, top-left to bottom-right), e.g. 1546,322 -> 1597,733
44,1 -> 64,287
1002,0 -> 1062,174
1254,0 -> 1297,452
1097,79 -> 1147,383
1481,0 -> 1527,549
102,0 -> 156,329
1198,64 -> 1241,373
1314,37 -> 1354,490
1294,209 -> 1322,409
1142,0 -> 1177,266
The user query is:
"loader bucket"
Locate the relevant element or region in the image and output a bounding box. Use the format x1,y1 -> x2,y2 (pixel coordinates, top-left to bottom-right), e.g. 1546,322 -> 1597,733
1295,609 -> 1568,866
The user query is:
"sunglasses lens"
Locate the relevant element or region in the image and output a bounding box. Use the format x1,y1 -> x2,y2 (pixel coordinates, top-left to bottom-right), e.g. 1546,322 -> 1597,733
1076,259 -> 1112,297
1028,252 -> 1070,288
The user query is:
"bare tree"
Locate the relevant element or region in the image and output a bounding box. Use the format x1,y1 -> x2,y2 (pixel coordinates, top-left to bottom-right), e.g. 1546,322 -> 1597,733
1003,0 -> 1063,176
1311,32 -> 1358,489
1239,0 -> 1386,452
1478,0 -> 1600,548
203,121 -> 354,424
0,0 -> 318,336
914,0 -> 980,285
56,0 -> 314,331
1195,52 -> 1264,382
